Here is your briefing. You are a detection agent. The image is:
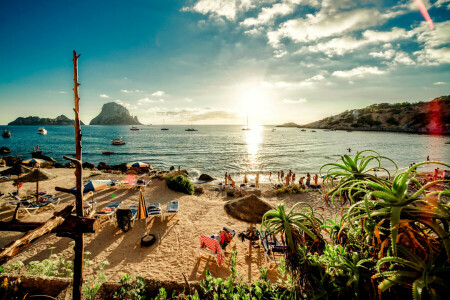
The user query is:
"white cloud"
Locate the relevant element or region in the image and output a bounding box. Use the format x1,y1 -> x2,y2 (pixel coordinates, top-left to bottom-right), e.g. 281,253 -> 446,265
57,91 -> 67,94
114,99 -> 132,108
181,0 -> 255,20
121,89 -> 141,93
267,8 -> 383,47
184,98 -> 193,102
332,66 -> 385,78
282,98 -> 307,104
414,47 -> 450,65
157,107 -> 238,121
433,81 -> 446,85
273,49 -> 288,58
137,97 -> 158,105
99,94 -> 110,98
152,90 -> 166,97
370,49 -> 396,60
241,3 -> 293,27
393,52 -> 415,65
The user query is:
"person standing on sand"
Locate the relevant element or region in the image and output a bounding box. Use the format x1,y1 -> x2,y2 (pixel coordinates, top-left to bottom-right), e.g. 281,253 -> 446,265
244,174 -> 248,184
281,170 -> 284,181
225,172 -> 228,185
178,166 -> 181,172
231,178 -> 235,187
292,173 -> 295,185
433,168 -> 440,181
306,173 -> 311,187
277,171 -> 280,182
427,156 -> 430,161
256,173 -> 260,188
314,174 -> 318,186
269,171 -> 272,182
285,173 -> 290,186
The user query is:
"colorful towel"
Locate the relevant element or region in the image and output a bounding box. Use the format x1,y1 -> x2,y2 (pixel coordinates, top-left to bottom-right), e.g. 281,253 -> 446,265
200,235 -> 223,266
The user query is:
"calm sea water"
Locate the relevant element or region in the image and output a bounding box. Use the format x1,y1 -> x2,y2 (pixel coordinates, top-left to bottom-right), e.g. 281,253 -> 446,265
1,125 -> 449,182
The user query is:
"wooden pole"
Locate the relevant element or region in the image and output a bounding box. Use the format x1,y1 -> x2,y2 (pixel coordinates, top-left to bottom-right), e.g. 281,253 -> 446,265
72,50 -> 84,300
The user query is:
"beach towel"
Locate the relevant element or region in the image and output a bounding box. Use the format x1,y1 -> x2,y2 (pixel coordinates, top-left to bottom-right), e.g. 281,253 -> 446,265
200,235 -> 223,266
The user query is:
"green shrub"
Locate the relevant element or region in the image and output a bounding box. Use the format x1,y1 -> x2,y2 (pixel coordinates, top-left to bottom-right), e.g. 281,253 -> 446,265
386,116 -> 399,126
167,175 -> 194,195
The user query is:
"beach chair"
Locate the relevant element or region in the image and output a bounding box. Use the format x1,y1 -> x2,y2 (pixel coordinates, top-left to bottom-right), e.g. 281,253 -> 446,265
95,201 -> 122,223
3,199 -> 40,216
147,202 -> 163,219
198,235 -> 224,266
165,201 -> 179,220
38,197 -> 61,208
257,230 -> 286,264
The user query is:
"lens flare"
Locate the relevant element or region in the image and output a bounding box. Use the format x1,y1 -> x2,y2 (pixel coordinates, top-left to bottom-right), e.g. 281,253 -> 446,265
414,0 -> 434,30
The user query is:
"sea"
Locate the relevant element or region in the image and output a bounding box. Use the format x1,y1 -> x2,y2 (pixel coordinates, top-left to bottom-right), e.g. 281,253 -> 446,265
1,125 -> 449,182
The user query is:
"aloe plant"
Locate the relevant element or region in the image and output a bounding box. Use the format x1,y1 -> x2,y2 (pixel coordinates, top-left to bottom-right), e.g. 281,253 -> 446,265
374,246 -> 450,300
320,150 -> 397,204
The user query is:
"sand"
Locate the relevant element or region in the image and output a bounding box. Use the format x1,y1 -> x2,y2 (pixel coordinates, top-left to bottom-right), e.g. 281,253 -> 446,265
0,167 -> 338,283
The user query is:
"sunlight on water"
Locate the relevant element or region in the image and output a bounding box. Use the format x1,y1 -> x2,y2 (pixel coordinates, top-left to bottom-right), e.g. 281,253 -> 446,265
244,126 -> 263,173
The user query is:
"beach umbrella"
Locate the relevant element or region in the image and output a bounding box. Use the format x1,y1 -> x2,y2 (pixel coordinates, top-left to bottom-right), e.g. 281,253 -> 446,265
224,194 -> 273,224
17,168 -> 56,201
224,194 -> 274,254
136,189 -> 148,221
0,164 -> 32,176
83,180 -> 109,193
127,162 -> 148,168
22,158 -> 45,165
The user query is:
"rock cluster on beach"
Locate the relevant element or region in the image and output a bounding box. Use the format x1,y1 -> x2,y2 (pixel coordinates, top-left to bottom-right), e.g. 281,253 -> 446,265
8,115 -> 84,126
89,102 -> 142,125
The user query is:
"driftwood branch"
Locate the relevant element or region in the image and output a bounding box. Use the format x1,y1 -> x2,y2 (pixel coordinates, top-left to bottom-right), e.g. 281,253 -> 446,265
55,186 -> 78,196
0,205 -> 73,265
62,155 -> 82,166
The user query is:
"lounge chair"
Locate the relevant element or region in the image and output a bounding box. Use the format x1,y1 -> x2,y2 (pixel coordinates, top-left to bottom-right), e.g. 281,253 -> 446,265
147,202 -> 163,219
3,199 -> 40,216
198,235 -> 224,266
165,201 -> 179,219
95,201 -> 122,223
39,197 -> 61,208
257,230 -> 286,264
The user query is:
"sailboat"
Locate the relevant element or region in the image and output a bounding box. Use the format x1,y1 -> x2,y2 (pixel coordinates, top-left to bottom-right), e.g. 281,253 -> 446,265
161,119 -> 169,131
242,114 -> 251,131
185,122 -> 198,131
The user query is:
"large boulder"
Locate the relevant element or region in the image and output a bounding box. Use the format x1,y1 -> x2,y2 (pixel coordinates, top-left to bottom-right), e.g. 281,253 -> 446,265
97,162 -> 111,170
0,146 -> 11,154
110,163 -> 128,173
199,174 -> 214,182
82,162 -> 95,169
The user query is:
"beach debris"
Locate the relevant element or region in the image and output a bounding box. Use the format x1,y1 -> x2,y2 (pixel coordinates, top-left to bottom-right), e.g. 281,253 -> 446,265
198,173 -> 214,182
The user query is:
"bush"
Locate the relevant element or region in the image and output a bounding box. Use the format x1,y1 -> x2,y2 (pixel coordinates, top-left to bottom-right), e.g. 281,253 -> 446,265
166,175 -> 194,195
386,116 -> 399,126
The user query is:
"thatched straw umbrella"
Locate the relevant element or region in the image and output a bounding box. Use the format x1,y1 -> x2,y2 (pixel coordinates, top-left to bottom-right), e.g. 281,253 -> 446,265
16,169 -> 56,202
0,164 -> 32,177
224,194 -> 274,254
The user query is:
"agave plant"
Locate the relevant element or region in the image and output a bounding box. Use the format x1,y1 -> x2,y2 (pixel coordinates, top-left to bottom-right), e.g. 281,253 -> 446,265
320,150 -> 397,204
345,161 -> 450,258
373,246 -> 450,300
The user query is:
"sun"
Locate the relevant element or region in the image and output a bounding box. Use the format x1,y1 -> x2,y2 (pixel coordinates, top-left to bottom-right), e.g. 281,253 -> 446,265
241,86 -> 268,122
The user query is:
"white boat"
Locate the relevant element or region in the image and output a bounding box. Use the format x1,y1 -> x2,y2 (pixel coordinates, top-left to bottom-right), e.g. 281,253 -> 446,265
111,137 -> 126,145
37,128 -> 47,135
242,115 -> 251,131
130,126 -> 140,131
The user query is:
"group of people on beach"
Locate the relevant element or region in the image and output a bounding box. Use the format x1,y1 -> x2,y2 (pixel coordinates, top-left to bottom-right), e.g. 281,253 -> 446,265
275,170 -> 320,188
224,172 -> 260,188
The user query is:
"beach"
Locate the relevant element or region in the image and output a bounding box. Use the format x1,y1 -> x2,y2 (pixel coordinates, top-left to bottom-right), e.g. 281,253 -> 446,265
0,167 -> 339,283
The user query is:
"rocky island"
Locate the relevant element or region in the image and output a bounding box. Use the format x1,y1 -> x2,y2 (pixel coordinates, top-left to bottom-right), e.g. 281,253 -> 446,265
90,102 -> 142,125
298,96 -> 450,135
276,122 -> 299,128
8,114 -> 84,126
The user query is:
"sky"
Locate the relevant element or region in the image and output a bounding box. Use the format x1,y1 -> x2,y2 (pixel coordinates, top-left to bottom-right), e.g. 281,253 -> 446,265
0,0 -> 449,126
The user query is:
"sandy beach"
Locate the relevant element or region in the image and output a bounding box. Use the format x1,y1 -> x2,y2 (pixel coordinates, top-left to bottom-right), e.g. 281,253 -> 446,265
0,167 -> 339,283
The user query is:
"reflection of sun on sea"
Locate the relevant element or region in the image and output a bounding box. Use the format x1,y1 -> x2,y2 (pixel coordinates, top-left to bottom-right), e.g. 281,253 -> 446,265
245,125 -> 263,173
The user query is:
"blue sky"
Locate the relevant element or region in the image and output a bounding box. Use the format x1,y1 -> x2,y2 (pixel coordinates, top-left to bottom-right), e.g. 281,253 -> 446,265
0,0 -> 449,125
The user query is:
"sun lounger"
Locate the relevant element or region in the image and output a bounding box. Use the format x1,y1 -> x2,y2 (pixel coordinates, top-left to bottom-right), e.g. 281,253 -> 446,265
165,201 -> 179,219
95,201 -> 122,223
3,199 -> 40,216
257,230 -> 286,264
198,235 -> 224,266
147,202 -> 163,219
38,197 -> 61,208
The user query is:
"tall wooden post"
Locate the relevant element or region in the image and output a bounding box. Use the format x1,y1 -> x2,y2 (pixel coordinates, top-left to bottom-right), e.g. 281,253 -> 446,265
72,50 -> 84,300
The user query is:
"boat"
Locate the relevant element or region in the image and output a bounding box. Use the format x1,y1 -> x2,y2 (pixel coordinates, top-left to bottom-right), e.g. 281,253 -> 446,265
242,115 -> 251,131
102,151 -> 114,155
130,126 -> 140,131
311,130 -> 316,132
161,119 -> 169,131
185,128 -> 198,131
272,129 -> 276,132
37,128 -> 47,135
301,129 -> 306,132
2,129 -> 11,138
111,138 -> 126,145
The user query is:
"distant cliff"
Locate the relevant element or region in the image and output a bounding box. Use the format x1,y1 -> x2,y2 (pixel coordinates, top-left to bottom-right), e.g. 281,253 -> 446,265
299,96 -> 450,134
8,115 -> 84,126
89,102 -> 142,125
276,122 -> 299,128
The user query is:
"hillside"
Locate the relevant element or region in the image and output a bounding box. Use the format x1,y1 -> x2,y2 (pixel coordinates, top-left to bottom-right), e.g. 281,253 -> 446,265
90,102 -> 142,125
300,96 -> 450,134
8,115 -> 84,126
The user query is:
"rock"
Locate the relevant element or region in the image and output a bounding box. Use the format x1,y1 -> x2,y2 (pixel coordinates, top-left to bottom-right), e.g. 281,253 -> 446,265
0,146 -> 11,154
89,102 -> 142,125
53,163 -> 65,168
199,174 -> 214,182
194,186 -> 204,195
110,163 -> 128,173
8,114 -> 84,125
97,162 -> 111,170
65,162 -> 75,168
242,189 -> 262,196
0,158 -> 5,167
82,162 -> 95,169
3,156 -> 21,166
169,166 -> 175,171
